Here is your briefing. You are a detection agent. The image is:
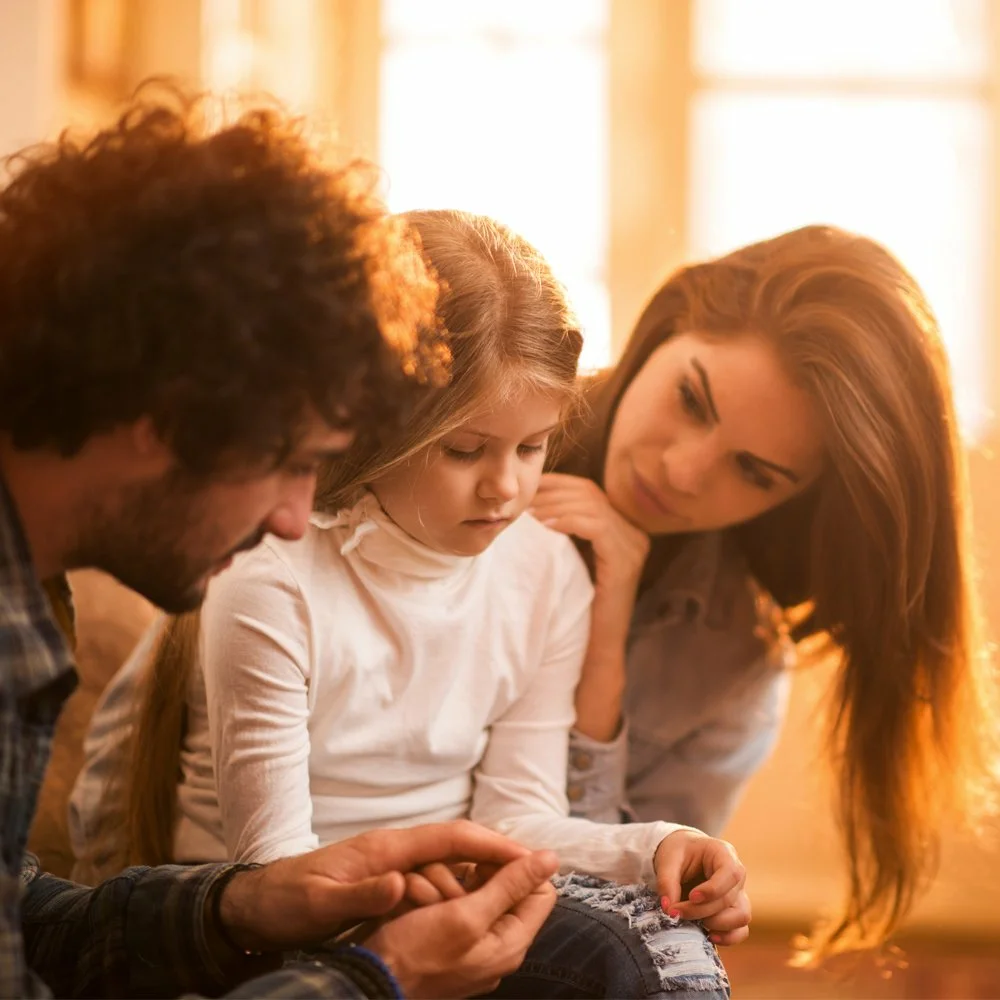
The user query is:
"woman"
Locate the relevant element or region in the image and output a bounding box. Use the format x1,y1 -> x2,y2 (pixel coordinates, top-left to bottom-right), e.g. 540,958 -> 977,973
532,224 -> 999,958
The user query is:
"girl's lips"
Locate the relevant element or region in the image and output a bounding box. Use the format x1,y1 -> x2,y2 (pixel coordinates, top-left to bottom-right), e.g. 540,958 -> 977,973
463,517 -> 512,529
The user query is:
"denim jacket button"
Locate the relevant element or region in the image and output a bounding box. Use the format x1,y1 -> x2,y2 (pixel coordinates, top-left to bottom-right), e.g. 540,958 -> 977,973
567,782 -> 585,803
571,751 -> 593,771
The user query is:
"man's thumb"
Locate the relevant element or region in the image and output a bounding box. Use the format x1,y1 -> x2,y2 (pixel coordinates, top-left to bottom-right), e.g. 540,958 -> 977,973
470,850 -> 559,919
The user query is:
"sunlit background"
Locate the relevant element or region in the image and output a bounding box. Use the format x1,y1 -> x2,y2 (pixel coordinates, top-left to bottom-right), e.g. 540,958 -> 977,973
2,1 -> 999,994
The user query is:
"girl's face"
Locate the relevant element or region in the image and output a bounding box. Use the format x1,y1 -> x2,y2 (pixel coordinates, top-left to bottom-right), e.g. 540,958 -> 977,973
371,387 -> 563,556
604,331 -> 825,535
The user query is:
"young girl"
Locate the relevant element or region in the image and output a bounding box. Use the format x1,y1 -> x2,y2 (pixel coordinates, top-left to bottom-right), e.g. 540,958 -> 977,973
72,210 -> 745,998
530,224 -> 999,959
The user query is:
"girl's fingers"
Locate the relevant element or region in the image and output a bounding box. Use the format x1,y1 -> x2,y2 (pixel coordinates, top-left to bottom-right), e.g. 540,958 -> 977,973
404,871 -> 444,907
419,862 -> 467,900
669,895 -> 727,921
708,925 -> 751,947
687,852 -> 746,904
701,896 -> 752,934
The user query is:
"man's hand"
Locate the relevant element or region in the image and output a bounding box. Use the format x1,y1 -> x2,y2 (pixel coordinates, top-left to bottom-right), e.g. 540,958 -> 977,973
364,850 -> 559,998
218,820 -> 534,952
654,829 -> 751,946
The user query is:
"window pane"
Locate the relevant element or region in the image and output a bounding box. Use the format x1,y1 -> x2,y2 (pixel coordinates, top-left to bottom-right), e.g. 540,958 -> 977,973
690,92 -> 992,436
383,0 -> 607,42
379,4 -> 610,368
694,0 -> 990,81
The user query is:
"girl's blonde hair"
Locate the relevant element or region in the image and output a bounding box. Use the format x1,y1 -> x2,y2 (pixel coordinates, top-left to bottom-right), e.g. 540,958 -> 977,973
564,224 -> 999,961
107,209 -> 582,871
314,209 -> 582,511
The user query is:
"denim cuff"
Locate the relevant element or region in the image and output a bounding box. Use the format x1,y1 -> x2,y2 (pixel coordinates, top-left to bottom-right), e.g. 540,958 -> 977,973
567,721 -> 630,823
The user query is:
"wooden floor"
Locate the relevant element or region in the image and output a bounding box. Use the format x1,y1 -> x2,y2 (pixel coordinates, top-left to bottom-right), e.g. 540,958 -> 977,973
723,930 -> 1000,999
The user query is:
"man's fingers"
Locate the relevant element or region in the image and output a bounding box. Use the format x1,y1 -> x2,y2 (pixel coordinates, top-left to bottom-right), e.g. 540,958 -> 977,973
486,882 -> 558,964
505,879 -> 558,938
328,871 -> 407,920
456,851 -> 558,934
360,820 -> 531,874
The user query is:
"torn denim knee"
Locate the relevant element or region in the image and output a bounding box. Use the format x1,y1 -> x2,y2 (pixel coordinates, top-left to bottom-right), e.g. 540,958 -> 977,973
552,873 -> 730,996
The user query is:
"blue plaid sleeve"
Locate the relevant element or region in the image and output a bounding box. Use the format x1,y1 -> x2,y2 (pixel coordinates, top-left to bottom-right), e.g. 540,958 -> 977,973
20,856 -> 401,999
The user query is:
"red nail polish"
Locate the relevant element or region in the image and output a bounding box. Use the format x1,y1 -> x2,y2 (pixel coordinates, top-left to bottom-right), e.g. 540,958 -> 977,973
660,896 -> 671,910
668,908 -> 681,919
711,935 -> 721,944
690,890 -> 704,903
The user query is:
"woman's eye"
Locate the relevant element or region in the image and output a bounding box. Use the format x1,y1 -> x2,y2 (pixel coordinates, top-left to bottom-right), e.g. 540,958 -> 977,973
679,378 -> 706,422
517,442 -> 547,458
736,453 -> 775,491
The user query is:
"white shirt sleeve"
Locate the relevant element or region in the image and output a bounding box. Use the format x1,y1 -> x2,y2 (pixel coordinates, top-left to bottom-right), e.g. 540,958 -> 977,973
468,548 -> 690,888
199,544 -> 319,863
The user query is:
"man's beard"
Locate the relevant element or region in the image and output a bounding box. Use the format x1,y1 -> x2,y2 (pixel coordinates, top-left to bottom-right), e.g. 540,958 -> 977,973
70,470 -> 263,614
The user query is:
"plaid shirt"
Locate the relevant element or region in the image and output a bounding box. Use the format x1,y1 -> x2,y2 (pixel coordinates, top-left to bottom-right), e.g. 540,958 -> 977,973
0,475 -> 398,999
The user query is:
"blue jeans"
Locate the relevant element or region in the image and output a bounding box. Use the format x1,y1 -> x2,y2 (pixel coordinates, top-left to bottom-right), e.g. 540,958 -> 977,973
484,874 -> 730,999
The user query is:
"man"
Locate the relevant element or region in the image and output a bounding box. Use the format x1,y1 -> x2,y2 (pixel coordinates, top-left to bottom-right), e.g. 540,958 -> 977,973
0,85 -> 557,999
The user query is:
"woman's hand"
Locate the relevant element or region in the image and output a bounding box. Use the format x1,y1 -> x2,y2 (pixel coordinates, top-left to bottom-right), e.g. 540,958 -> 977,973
531,473 -> 650,604
531,474 -> 650,742
654,830 -> 751,946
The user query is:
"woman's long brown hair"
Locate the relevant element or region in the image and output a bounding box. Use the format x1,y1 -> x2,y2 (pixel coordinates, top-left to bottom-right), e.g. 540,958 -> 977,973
560,224 -> 999,960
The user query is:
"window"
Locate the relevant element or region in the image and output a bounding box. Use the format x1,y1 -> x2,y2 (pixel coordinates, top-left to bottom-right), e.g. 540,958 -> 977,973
689,0 -> 995,438
378,0 -> 611,371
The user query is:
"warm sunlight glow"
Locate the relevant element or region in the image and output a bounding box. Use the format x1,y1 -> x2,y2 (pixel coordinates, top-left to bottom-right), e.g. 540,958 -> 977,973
691,0 -> 994,439
379,0 -> 610,372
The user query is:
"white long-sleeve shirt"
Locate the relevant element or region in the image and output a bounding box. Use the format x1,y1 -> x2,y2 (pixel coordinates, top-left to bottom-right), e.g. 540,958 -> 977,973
174,493 -> 685,886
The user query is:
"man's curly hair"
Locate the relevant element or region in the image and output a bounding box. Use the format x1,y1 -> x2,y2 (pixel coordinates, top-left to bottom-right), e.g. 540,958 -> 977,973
0,81 -> 445,474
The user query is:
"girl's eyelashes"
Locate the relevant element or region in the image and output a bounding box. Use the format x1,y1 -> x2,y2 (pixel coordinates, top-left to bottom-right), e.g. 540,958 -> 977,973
518,441 -> 547,458
440,439 -> 549,463
678,377 -> 707,423
441,444 -> 484,463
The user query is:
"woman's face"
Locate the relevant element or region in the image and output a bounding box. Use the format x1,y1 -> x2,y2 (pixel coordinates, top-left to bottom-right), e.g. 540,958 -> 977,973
603,331 -> 825,534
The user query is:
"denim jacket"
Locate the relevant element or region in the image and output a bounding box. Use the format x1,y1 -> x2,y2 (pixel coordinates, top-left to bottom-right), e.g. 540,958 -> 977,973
567,530 -> 793,835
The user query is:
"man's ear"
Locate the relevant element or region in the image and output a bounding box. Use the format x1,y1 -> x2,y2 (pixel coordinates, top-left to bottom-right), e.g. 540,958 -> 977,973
126,416 -> 175,474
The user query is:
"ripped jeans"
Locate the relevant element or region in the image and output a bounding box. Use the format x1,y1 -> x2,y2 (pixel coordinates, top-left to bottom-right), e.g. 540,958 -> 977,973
484,874 -> 730,1000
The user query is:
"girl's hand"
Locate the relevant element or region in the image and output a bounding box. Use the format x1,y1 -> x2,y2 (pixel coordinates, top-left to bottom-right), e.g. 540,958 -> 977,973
654,830 -> 751,947
530,473 -> 650,598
